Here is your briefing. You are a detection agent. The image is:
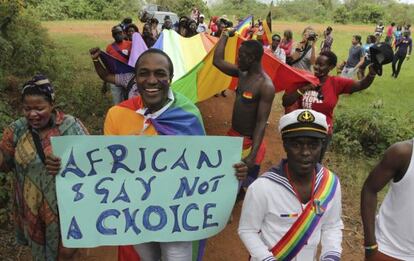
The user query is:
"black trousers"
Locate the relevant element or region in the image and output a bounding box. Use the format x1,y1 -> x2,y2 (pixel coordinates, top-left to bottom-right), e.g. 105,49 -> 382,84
392,52 -> 406,78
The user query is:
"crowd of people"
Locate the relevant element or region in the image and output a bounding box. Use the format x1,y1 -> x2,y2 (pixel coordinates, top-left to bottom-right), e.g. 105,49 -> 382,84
1,5 -> 413,261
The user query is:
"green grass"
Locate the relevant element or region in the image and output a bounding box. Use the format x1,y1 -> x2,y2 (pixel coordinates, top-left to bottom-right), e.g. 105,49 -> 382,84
280,25 -> 414,118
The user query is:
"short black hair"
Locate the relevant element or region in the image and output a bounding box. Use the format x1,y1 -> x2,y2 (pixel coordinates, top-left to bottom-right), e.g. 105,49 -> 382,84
319,51 -> 337,67
123,17 -> 132,24
391,22 -> 395,26
126,23 -> 139,33
241,40 -> 264,62
135,49 -> 174,79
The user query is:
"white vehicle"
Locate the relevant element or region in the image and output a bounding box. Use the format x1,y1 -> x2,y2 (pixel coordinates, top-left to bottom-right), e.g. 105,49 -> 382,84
139,4 -> 179,31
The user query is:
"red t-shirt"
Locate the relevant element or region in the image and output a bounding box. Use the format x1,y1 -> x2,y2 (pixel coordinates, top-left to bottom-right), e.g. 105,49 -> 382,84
387,26 -> 394,37
299,76 -> 354,134
106,41 -> 132,63
280,40 -> 293,57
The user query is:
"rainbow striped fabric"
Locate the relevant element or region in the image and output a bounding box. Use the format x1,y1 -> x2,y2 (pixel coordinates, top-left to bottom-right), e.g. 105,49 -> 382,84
100,31 -> 318,104
111,91 -> 206,261
152,30 -> 218,82
235,15 -> 253,37
270,167 -> 338,260
171,34 -> 319,103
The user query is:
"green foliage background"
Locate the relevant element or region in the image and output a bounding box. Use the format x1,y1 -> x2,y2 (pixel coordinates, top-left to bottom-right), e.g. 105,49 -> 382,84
25,0 -> 141,20
1,0 -> 414,256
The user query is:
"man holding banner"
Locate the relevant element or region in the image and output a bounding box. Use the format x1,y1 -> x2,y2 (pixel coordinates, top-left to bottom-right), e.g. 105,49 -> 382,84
238,109 -> 343,261
213,30 -> 275,191
102,48 -> 248,261
47,49 -> 247,261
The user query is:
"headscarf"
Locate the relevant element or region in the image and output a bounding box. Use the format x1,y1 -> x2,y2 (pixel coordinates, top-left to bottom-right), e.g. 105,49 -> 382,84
21,74 -> 55,102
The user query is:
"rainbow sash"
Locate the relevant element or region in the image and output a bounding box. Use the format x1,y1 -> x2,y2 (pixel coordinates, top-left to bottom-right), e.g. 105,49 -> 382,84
268,167 -> 338,260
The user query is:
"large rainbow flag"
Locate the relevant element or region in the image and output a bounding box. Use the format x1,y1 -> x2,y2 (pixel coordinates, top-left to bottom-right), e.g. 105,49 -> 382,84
152,30 -> 218,82
99,31 -> 318,104
100,30 -> 217,80
171,34 -> 319,103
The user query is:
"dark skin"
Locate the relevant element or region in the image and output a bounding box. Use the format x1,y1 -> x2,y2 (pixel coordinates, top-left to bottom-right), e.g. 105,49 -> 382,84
0,94 -> 80,260
282,54 -> 377,107
47,52 -> 248,181
0,94 -> 55,171
213,31 -> 275,168
283,137 -> 323,203
89,47 -> 116,84
361,140 -> 412,260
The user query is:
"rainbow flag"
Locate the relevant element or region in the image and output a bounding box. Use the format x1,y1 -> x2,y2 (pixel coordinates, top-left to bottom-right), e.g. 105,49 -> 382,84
171,34 -> 319,103
235,15 -> 253,37
100,30 -> 217,82
271,168 -> 338,260
152,30 -> 218,82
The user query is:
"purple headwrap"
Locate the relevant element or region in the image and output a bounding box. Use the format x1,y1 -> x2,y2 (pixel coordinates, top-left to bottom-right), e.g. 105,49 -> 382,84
21,74 -> 55,102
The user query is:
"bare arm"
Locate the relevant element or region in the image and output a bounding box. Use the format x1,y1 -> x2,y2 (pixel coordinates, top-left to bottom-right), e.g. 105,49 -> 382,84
244,80 -> 275,167
213,33 -> 239,77
89,47 -> 116,84
309,41 -> 317,65
361,140 -> 412,257
349,64 -> 376,93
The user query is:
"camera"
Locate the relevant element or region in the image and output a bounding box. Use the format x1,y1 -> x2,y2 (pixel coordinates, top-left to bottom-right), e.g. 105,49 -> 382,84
307,32 -> 318,41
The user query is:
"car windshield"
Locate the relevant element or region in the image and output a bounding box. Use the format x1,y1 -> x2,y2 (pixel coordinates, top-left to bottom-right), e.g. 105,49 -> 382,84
153,14 -> 179,25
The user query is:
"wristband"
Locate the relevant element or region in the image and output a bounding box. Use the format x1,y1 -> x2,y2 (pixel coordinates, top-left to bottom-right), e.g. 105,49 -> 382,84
296,89 -> 304,96
364,244 -> 378,250
92,58 -> 99,62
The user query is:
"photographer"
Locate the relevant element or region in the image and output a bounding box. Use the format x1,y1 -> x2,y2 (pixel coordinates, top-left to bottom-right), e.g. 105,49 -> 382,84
289,26 -> 318,72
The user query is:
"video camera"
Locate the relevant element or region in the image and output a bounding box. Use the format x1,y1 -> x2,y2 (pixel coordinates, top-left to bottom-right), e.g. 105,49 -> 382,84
219,18 -> 233,28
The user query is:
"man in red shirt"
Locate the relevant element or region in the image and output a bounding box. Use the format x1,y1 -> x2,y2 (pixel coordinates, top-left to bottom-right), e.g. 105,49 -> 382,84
105,25 -> 132,104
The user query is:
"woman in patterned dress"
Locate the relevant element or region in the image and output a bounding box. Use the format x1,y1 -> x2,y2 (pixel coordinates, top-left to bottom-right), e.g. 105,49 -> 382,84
0,74 -> 88,260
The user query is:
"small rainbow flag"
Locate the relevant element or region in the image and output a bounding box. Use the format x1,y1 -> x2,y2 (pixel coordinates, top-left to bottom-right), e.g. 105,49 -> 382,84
271,168 -> 338,260
280,213 -> 299,218
242,91 -> 253,99
235,15 -> 253,37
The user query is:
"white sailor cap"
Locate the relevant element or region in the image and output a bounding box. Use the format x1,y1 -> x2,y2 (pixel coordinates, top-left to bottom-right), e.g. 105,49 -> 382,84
279,109 -> 328,139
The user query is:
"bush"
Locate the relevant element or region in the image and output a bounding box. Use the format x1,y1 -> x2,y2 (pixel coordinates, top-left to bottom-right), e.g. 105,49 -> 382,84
333,6 -> 350,24
331,108 -> 414,157
27,0 -> 141,20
